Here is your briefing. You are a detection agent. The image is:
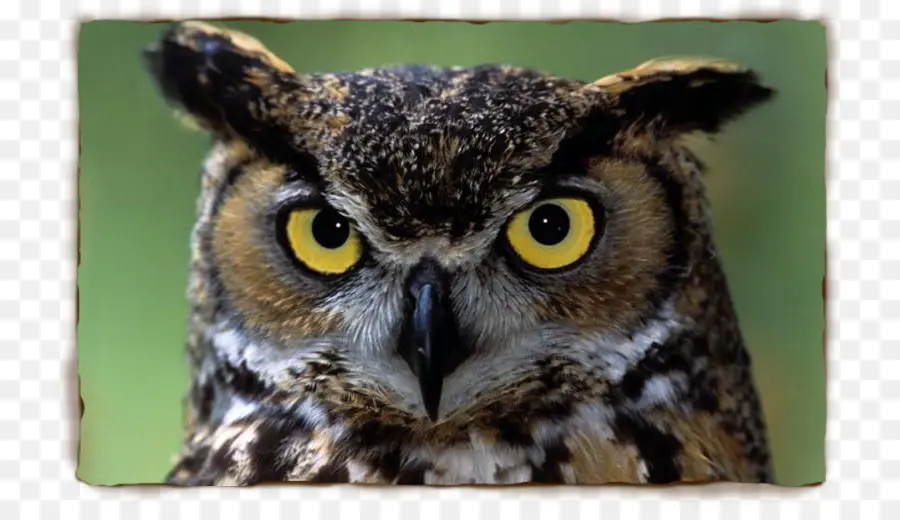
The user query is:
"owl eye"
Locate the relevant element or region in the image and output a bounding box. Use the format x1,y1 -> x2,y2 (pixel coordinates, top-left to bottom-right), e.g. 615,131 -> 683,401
505,197 -> 599,270
283,206 -> 363,275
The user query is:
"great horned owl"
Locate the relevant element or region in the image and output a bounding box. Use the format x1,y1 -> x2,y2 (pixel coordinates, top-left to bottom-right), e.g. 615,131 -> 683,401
144,21 -> 776,486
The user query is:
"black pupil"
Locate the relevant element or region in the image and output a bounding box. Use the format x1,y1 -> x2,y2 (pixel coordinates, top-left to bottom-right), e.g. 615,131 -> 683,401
311,208 -> 350,249
528,203 -> 570,246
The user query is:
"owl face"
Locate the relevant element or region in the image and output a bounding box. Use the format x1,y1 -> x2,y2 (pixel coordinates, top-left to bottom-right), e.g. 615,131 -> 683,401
146,22 -> 774,424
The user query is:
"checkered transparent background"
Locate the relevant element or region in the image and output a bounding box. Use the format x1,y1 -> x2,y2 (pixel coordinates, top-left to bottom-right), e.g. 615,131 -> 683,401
0,0 -> 896,517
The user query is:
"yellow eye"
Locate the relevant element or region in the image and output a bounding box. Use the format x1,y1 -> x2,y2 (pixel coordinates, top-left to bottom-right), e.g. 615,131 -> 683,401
505,197 -> 598,270
284,206 -> 363,275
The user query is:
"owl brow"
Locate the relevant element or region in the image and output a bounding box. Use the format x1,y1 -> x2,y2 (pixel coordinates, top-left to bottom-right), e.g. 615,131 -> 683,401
208,142 -> 323,213
550,175 -> 606,197
487,164 -> 590,219
529,117 -> 619,182
281,151 -> 322,184
260,151 -> 327,209
271,184 -> 322,209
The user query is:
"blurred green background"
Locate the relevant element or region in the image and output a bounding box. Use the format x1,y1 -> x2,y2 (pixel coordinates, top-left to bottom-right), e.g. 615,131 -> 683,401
77,20 -> 826,486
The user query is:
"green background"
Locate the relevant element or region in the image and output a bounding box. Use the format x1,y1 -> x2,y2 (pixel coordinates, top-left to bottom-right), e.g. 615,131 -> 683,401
77,20 -> 827,486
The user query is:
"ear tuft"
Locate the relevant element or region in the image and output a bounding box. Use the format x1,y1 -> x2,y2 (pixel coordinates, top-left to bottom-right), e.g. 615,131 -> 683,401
142,21 -> 296,133
586,57 -> 776,138
142,22 -> 333,163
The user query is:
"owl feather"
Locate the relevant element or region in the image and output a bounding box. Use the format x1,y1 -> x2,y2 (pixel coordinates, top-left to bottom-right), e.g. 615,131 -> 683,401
144,21 -> 776,486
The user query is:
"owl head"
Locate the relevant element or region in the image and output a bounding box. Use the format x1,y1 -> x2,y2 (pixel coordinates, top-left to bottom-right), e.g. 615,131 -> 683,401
145,22 -> 774,424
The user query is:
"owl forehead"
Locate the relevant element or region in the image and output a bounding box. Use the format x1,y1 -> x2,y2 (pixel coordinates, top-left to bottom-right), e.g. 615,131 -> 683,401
311,65 -> 589,241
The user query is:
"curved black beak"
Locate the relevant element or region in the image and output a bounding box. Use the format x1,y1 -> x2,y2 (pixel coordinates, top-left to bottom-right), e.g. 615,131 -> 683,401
398,259 -> 468,421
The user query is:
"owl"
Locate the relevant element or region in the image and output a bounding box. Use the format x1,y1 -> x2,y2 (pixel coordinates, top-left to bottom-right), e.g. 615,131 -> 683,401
143,21 -> 776,486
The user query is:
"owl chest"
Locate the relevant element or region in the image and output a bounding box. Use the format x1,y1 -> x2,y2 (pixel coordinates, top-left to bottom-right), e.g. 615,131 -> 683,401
313,417 -> 648,485
181,396 -> 745,485
319,406 -> 745,485
328,429 -> 654,485
323,436 -> 575,485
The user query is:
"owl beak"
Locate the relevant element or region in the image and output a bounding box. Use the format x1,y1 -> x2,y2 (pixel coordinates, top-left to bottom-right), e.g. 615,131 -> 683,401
399,259 -> 466,422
